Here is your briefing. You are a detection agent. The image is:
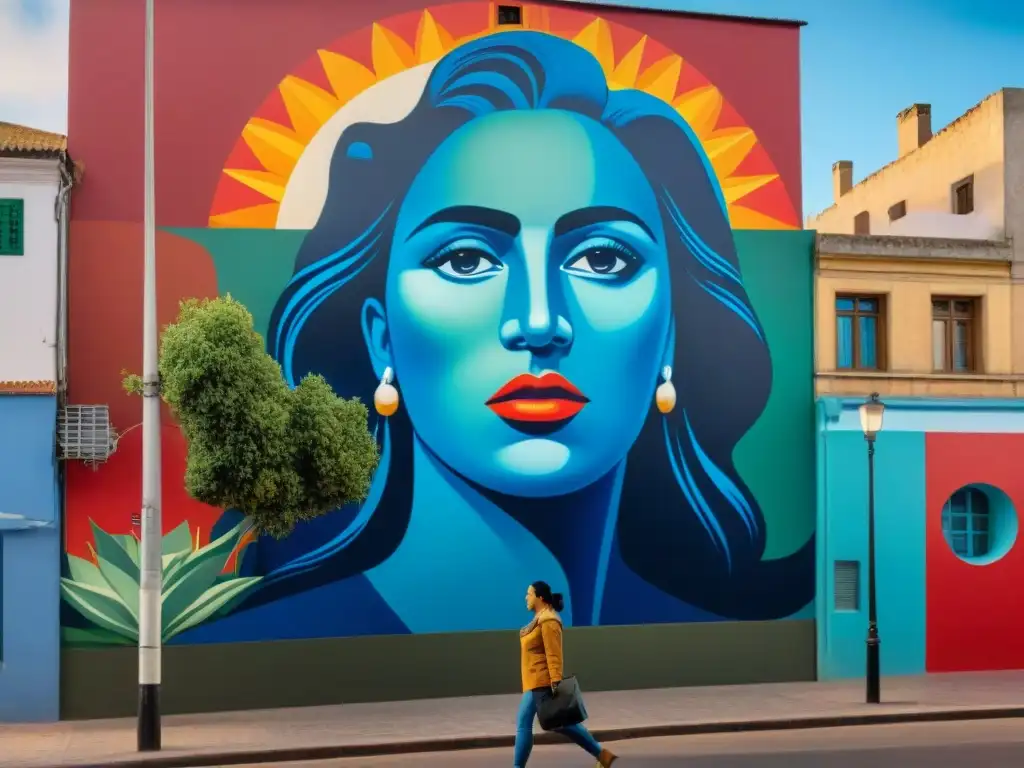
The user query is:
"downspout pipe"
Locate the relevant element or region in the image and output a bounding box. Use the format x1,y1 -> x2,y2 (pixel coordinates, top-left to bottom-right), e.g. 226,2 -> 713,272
54,152 -> 75,405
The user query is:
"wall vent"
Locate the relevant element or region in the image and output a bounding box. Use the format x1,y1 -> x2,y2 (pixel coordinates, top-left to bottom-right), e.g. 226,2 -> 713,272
834,560 -> 860,611
58,404 -> 116,465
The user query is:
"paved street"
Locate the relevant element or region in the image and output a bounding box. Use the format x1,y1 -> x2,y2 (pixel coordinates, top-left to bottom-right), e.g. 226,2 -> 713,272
235,719 -> 1024,766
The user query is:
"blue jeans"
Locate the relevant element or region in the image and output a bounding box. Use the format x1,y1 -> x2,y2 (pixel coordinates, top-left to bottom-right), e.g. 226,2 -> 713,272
514,689 -> 602,766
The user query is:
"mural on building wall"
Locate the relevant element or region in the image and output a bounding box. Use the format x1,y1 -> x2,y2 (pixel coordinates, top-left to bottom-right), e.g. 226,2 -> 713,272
63,2 -> 814,644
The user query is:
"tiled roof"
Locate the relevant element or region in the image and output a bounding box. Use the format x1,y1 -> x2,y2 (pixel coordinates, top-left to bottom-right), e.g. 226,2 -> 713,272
0,380 -> 57,395
0,121 -> 67,158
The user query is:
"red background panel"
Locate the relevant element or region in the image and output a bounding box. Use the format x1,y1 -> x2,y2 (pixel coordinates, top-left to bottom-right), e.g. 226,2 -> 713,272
67,0 -> 803,226
925,432 -> 1024,672
63,222 -> 219,553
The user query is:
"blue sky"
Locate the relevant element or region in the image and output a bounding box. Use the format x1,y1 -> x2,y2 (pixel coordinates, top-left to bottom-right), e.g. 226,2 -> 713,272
1,0 -> 1021,216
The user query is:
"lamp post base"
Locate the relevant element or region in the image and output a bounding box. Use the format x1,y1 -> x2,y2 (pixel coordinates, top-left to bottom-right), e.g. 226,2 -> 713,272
137,684 -> 161,751
866,632 -> 881,704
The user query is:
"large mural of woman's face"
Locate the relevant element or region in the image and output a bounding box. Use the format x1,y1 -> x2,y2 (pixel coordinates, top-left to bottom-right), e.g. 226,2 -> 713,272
61,4 -> 816,645
382,107 -> 672,496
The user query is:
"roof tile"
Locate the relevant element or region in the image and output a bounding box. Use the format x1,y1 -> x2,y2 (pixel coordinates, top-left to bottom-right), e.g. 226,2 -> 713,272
0,121 -> 67,157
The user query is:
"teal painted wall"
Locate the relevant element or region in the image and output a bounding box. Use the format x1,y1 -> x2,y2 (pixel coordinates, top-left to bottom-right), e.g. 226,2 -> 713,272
733,230 -> 815,563
817,413 -> 926,679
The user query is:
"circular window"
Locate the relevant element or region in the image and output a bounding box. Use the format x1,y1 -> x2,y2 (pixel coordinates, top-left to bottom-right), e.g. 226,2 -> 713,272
941,484 -> 1018,565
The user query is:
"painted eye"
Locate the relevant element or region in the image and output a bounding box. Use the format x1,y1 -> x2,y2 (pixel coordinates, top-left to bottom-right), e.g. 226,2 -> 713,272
563,238 -> 641,281
427,242 -> 503,280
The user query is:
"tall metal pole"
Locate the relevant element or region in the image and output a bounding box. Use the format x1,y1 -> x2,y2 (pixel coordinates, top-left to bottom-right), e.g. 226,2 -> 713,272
865,437 -> 880,704
138,0 -> 163,751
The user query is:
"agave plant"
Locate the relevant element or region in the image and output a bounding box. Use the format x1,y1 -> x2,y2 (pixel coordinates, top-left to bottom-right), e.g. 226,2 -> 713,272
61,520 -> 261,646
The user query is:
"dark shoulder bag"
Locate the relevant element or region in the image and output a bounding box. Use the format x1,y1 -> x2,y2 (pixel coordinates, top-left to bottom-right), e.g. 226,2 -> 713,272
535,624 -> 589,731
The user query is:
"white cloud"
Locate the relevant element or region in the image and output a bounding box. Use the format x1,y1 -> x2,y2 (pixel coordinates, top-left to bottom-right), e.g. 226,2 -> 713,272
0,0 -> 69,133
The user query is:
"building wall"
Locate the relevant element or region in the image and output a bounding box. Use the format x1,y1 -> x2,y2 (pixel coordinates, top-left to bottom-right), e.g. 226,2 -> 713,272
815,234 -> 1022,398
0,396 -> 60,722
0,158 -> 60,384
64,0 -> 816,716
808,93 -> 1006,240
817,399 -> 1024,680
0,157 -> 62,721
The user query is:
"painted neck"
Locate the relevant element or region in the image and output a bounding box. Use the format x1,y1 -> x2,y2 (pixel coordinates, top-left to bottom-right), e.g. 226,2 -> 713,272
472,460 -> 625,626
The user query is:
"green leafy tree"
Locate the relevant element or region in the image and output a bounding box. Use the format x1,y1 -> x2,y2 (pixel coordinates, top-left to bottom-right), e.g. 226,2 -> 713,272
124,296 -> 379,538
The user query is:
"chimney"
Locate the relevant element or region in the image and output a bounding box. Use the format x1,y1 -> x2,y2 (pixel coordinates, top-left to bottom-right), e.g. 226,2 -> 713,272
897,103 -> 932,157
832,160 -> 853,202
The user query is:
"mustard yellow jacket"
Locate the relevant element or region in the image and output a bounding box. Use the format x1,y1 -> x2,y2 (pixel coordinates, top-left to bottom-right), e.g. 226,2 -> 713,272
519,609 -> 564,692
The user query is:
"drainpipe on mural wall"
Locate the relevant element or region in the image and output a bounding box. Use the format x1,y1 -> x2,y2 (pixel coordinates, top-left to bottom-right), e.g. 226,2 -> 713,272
51,154 -> 76,551
54,154 -> 75,407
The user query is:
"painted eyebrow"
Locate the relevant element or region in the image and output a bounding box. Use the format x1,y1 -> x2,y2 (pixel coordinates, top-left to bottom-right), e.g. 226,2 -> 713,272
406,205 -> 521,240
553,206 -> 657,241
406,205 -> 656,242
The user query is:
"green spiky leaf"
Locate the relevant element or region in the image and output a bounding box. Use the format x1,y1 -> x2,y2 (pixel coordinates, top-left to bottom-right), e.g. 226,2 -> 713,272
89,521 -> 140,582
160,521 -> 247,625
162,522 -> 193,556
60,579 -> 137,641
115,534 -> 141,566
66,554 -> 107,588
163,576 -> 262,639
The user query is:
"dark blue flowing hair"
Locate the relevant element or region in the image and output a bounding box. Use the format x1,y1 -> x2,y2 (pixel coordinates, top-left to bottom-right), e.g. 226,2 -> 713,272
255,31 -> 812,620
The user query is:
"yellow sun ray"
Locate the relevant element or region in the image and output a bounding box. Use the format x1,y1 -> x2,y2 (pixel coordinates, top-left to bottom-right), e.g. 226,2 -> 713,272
318,51 -> 378,103
416,10 -> 455,63
608,36 -> 647,90
728,205 -> 793,230
703,127 -> 757,179
210,204 -> 280,229
674,86 -> 723,138
572,19 -> 615,78
241,119 -> 304,179
635,54 -> 683,104
372,23 -> 417,79
224,169 -> 287,202
279,76 -> 342,142
213,9 -> 793,231
721,174 -> 779,205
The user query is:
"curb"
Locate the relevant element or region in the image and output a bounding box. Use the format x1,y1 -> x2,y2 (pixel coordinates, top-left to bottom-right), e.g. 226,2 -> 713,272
51,706 -> 1024,768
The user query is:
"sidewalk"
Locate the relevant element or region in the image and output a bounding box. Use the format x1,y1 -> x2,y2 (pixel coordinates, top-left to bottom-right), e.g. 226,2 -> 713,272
4,672 -> 1024,768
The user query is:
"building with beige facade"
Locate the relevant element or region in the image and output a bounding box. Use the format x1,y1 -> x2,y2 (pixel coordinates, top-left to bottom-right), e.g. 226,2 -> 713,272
810,90 -> 1024,688
815,233 -> 1021,398
810,88 -> 1024,399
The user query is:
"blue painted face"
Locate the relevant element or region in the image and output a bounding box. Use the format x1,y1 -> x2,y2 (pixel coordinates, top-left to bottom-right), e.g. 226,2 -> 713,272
362,110 -> 672,497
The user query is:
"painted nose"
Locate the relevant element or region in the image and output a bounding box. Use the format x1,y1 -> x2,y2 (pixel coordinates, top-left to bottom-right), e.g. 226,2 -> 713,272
499,253 -> 574,353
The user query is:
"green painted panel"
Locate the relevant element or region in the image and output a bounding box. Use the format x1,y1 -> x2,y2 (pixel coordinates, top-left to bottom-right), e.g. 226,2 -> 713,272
733,230 -> 816,560
61,619 -> 815,719
165,228 -> 305,340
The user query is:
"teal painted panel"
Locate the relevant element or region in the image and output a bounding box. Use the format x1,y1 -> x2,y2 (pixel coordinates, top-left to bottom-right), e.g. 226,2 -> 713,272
164,228 -> 305,340
819,430 -> 926,679
733,230 -> 815,562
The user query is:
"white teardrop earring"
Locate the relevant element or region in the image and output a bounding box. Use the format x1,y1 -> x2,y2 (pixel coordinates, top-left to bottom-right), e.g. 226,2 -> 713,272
655,365 -> 676,414
374,366 -> 399,417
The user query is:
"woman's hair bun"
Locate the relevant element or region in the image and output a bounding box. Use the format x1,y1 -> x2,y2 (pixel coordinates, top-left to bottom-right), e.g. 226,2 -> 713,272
550,592 -> 565,612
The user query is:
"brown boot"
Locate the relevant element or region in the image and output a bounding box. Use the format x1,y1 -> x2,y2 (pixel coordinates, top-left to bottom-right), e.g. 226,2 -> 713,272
596,748 -> 618,767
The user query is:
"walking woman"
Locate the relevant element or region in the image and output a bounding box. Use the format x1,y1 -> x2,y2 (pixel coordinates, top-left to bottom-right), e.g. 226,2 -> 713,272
517,582 -> 618,767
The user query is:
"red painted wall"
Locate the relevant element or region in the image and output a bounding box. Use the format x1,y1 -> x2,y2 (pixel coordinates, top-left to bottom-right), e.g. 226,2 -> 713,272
925,432 -> 1024,672
68,0 -> 802,227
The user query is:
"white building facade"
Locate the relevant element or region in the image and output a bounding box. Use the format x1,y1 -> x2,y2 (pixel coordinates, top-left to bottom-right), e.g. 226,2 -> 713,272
0,122 -> 75,721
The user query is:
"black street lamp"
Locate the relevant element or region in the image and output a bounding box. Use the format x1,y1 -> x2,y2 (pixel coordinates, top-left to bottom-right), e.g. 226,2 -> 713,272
858,392 -> 885,704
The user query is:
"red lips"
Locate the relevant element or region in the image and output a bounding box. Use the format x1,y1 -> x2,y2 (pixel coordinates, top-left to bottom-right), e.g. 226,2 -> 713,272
486,372 -> 589,423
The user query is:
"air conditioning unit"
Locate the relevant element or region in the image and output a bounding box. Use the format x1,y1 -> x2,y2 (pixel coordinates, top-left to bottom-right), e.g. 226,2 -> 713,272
58,404 -> 116,464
